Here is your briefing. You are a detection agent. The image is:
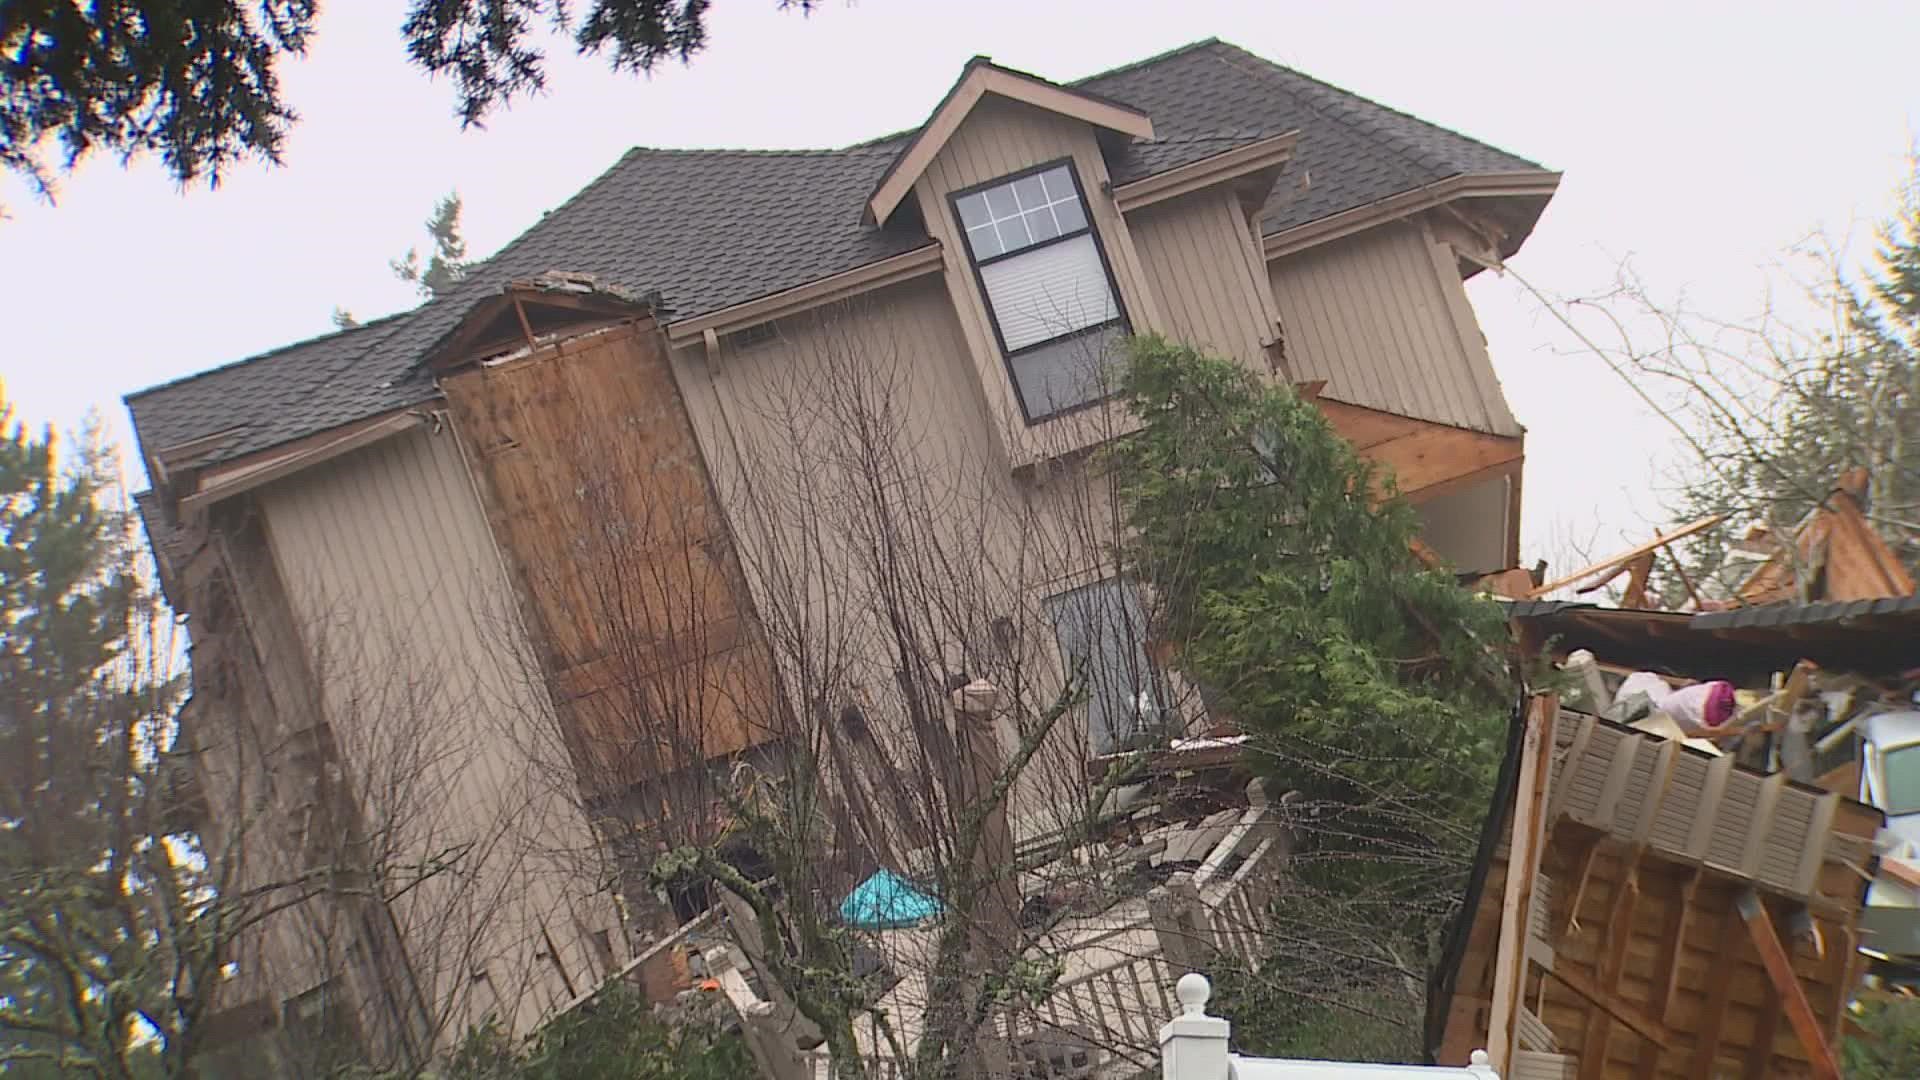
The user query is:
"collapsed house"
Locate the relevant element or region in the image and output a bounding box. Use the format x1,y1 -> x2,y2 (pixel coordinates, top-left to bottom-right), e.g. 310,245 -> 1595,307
126,39 -> 1561,1070
1428,491 -> 1918,1077
1430,696 -> 1881,1079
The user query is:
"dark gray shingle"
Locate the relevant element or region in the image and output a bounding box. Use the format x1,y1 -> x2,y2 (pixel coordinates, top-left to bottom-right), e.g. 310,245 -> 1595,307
125,39 -> 1546,470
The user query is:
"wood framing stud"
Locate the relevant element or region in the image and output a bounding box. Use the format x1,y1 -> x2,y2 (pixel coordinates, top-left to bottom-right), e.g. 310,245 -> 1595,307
1633,869 -> 1698,1080
1546,963 -> 1675,1054
1735,889 -> 1841,1080
1526,514 -> 1726,598
1488,695 -> 1559,1073
1686,908 -> 1742,1079
1578,846 -> 1646,1080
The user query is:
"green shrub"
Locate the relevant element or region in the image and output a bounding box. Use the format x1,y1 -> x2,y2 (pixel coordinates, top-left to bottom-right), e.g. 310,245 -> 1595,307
432,984 -> 750,1080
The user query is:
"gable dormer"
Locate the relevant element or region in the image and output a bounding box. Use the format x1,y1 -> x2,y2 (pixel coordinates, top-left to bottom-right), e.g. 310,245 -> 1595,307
874,60 -> 1166,464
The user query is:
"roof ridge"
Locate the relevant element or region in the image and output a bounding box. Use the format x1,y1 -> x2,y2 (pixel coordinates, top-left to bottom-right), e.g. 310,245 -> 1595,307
1197,42 -> 1452,187
123,308 -> 411,404
1069,36 -> 1223,88
844,39 -> 1225,153
622,144 -> 897,158
1201,40 -> 1542,175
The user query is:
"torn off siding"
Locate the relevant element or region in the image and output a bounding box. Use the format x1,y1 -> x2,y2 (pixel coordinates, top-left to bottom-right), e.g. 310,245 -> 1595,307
1268,222 -> 1521,436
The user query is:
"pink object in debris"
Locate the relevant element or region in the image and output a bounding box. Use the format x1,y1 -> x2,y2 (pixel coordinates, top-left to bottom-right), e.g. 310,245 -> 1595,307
1665,680 -> 1738,729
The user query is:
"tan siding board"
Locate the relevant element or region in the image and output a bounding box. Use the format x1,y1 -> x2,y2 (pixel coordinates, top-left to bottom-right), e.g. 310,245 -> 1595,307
1323,243 -> 1401,415
258,426 -> 618,1044
1383,228 -> 1468,421
1360,231 -> 1443,420
672,278 -> 1125,830
1129,191 -> 1268,370
1268,223 -> 1522,436
1422,221 -> 1520,434
1354,230 -> 1429,419
1387,228 -> 1485,426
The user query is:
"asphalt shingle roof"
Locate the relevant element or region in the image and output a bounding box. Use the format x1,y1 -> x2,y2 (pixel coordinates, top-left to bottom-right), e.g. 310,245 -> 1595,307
125,39 -> 1544,470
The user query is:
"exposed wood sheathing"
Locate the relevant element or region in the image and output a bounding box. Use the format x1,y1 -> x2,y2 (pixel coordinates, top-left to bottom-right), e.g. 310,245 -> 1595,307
1439,703 -> 1878,1078
1317,399 -> 1524,502
1736,474 -> 1915,605
439,321 -> 782,792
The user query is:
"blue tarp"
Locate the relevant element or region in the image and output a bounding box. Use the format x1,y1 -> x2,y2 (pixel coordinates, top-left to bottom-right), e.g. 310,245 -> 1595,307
839,869 -> 942,929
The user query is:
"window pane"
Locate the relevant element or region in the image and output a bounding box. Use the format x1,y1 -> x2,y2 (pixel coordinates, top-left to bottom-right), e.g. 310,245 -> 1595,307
967,223 -> 1003,260
1885,745 -> 1920,816
956,192 -> 993,230
1023,207 -> 1061,243
995,213 -> 1031,251
1039,165 -> 1077,203
1044,578 -> 1160,755
978,233 -> 1118,350
985,184 -> 1021,221
1012,173 -> 1049,211
1050,195 -> 1088,235
1009,326 -> 1122,419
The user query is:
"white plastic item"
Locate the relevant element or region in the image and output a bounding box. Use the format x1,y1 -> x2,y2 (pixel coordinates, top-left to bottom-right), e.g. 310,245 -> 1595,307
1617,671 -> 1674,707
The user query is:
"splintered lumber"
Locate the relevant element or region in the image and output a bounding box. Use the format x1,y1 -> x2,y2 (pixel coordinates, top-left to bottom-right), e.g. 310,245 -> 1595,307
1526,515 -> 1726,599
1434,700 -> 1882,1078
1735,890 -> 1840,1080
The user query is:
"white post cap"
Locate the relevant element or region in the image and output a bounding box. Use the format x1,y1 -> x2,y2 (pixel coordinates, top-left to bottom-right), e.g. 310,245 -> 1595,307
1160,973 -> 1231,1080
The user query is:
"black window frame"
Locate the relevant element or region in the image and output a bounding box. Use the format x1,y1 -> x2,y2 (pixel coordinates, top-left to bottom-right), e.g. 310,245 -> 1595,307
948,158 -> 1132,425
1043,576 -> 1170,757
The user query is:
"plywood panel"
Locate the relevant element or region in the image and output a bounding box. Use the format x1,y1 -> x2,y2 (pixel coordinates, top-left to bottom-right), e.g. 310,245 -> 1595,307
1269,221 -> 1522,436
441,324 -> 784,786
1318,399 -> 1523,501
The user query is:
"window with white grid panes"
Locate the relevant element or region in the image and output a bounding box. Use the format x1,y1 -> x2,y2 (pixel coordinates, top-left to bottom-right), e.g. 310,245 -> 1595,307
951,162 -> 1128,422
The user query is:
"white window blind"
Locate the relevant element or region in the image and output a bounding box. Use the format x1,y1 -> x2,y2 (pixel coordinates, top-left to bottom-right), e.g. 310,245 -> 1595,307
977,234 -> 1118,351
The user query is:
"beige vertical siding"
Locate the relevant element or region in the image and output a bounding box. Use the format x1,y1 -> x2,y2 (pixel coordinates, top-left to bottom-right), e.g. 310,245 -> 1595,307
671,278 -> 1132,836
1268,221 -> 1521,436
1128,189 -> 1272,371
256,424 -> 625,1044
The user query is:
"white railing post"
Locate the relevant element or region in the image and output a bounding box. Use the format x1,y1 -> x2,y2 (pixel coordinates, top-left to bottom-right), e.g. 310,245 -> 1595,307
1159,973 -> 1230,1080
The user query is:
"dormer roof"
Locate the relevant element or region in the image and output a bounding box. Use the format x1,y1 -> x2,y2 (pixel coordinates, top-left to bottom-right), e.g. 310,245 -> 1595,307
863,57 -> 1155,226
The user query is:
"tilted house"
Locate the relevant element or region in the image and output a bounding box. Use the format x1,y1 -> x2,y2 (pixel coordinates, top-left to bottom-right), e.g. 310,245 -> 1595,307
128,39 -> 1559,1068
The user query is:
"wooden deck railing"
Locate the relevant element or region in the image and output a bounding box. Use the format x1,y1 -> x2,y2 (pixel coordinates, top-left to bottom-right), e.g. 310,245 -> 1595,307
729,778 -> 1295,1079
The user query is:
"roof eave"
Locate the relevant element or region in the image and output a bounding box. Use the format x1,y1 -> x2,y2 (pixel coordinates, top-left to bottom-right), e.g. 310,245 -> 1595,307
1262,170 -> 1563,262
864,61 -> 1155,228
1112,130 -> 1299,213
177,407 -> 433,515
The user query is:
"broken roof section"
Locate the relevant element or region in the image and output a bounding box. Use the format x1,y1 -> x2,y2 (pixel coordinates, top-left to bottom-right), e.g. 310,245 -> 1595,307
124,38 -> 1552,478
1735,469 -> 1917,607
1430,698 -> 1880,1077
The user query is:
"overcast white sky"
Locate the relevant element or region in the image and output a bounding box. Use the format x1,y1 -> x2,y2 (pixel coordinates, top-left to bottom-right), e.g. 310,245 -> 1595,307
3,1 -> 1917,572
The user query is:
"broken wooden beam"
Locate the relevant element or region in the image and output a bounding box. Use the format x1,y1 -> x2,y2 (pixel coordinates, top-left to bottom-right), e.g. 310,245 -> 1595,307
1735,889 -> 1841,1080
